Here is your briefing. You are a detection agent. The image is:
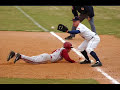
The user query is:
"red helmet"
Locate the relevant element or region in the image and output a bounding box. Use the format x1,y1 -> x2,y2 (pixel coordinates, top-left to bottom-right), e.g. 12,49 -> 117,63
63,42 -> 73,49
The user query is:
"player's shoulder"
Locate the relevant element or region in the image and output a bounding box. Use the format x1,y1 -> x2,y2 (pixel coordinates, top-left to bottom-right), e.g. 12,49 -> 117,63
77,23 -> 85,30
57,47 -> 66,51
60,48 -> 68,56
60,48 -> 67,52
80,23 -> 89,29
61,47 -> 66,51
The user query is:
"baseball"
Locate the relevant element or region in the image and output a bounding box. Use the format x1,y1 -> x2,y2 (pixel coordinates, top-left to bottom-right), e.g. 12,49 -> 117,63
51,26 -> 55,29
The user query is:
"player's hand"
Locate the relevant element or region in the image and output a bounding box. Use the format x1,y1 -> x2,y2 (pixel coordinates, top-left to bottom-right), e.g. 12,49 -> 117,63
87,16 -> 91,21
75,57 -> 83,63
75,59 -> 80,63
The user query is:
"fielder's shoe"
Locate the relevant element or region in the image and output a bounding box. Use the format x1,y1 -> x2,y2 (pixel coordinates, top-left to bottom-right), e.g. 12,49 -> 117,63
7,51 -> 15,61
91,61 -> 102,67
80,60 -> 91,64
14,53 -> 21,64
65,36 -> 73,40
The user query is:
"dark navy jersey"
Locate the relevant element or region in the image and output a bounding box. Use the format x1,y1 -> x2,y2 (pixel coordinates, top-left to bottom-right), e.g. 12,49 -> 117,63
72,6 -> 95,18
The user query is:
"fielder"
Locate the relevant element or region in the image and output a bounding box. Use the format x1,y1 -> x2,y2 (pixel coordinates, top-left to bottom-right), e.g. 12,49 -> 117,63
57,16 -> 102,67
65,6 -> 96,40
7,42 -> 79,64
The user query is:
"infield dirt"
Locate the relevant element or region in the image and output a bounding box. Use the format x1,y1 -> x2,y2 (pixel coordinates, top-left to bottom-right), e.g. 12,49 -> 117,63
0,31 -> 120,84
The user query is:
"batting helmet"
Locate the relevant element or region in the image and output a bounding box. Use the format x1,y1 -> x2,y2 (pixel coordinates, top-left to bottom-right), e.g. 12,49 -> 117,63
63,42 -> 73,49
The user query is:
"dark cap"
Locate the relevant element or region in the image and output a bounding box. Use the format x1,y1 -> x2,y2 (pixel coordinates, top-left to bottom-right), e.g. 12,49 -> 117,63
72,16 -> 80,21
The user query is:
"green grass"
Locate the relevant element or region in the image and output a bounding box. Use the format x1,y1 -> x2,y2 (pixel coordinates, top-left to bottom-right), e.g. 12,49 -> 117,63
0,78 -> 99,84
0,6 -> 120,37
0,6 -> 41,31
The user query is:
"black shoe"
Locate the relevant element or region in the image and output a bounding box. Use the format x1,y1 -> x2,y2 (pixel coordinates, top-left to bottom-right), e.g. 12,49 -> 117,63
7,51 -> 15,61
80,60 -> 91,64
65,36 -> 73,40
91,61 -> 102,67
14,53 -> 21,64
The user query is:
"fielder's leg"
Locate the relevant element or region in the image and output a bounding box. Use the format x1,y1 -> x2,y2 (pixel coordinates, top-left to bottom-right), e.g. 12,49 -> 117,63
86,35 -> 102,67
78,40 -> 91,64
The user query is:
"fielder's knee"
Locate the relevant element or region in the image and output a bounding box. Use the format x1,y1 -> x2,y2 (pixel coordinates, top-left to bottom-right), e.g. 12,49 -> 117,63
78,47 -> 85,52
86,48 -> 93,54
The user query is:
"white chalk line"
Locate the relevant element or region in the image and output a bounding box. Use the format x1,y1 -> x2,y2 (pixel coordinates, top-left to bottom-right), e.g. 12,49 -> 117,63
96,67 -> 120,84
15,6 -> 48,32
15,6 -> 120,84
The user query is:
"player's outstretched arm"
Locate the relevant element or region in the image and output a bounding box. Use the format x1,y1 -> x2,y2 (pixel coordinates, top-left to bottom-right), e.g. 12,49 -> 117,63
57,24 -> 80,34
61,49 -> 75,63
67,30 -> 80,34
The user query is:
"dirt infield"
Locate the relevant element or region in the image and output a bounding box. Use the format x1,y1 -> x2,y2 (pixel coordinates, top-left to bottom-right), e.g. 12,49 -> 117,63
0,31 -> 120,84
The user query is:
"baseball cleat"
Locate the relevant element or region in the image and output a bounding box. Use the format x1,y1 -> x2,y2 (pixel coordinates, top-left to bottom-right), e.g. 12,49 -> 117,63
65,36 -> 73,40
14,53 -> 21,64
91,61 -> 102,67
7,51 -> 15,61
80,60 -> 91,64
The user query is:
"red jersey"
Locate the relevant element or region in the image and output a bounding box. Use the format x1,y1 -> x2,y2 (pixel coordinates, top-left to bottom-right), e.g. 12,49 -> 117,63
50,48 -> 75,63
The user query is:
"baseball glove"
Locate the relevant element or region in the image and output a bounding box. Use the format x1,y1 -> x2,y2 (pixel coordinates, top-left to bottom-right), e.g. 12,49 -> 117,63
57,24 -> 68,32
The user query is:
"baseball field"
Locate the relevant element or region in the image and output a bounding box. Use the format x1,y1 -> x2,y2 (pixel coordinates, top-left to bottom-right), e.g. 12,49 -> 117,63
0,6 -> 120,84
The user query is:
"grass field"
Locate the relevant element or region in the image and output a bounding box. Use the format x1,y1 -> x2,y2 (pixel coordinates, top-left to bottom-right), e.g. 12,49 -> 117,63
0,78 -> 99,84
0,6 -> 120,84
0,6 -> 120,37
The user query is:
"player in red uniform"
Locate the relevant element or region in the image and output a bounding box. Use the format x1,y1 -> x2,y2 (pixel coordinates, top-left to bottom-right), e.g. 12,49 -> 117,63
7,42 -> 79,64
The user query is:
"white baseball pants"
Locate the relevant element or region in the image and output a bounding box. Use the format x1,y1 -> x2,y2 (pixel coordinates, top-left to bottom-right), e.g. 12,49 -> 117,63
21,53 -> 52,64
78,35 -> 100,54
